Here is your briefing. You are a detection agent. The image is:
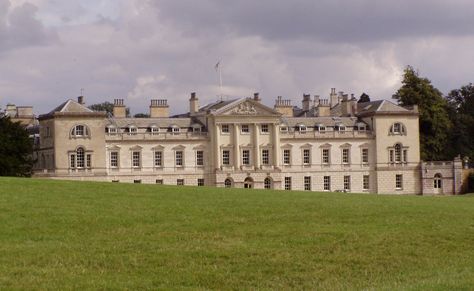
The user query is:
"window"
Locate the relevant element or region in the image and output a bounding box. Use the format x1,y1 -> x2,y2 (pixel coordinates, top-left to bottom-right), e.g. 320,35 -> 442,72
128,126 -> 137,135
264,177 -> 272,189
112,180 -> 119,183
107,126 -> 117,135
172,126 -> 180,134
134,179 -> 141,184
72,125 -> 89,137
323,176 -> 331,191
280,126 -> 288,132
224,178 -> 232,188
322,149 -> 330,164
241,124 -> 249,133
156,179 -> 163,184
337,125 -> 346,132
314,124 -> 326,132
297,125 -> 306,133
222,150 -> 230,165
86,154 -> 91,168
390,122 -> 406,135
261,124 -> 269,133
132,151 -> 141,168
434,173 -> 442,189
394,144 -> 402,162
362,148 -> 369,164
389,144 -> 407,163
303,149 -> 311,165
196,151 -> 204,166
110,152 -> 118,168
242,150 -> 250,165
304,176 -> 311,191
70,154 -> 75,168
396,174 -> 403,189
342,148 -> 350,164
284,177 -> 292,190
151,127 -> 159,135
262,149 -> 269,165
283,149 -> 291,165
154,151 -> 163,167
175,151 -> 183,166
222,124 -> 229,133
344,176 -> 351,191
198,179 -> 205,186
74,125 -> 84,136
363,175 -> 370,190
177,179 -> 184,186
77,148 -> 85,168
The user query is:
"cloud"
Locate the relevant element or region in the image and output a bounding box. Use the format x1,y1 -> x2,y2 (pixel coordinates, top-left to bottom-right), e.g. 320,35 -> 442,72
0,0 -> 57,53
0,0 -> 473,116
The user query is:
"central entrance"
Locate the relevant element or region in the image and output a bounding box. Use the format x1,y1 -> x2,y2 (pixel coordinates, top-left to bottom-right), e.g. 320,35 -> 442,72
244,177 -> 254,189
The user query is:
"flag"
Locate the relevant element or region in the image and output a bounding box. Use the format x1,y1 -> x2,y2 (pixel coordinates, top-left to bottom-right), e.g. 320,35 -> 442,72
215,61 -> 220,71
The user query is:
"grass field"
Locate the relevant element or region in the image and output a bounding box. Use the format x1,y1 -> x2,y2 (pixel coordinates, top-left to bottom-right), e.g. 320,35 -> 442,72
1,177 -> 474,290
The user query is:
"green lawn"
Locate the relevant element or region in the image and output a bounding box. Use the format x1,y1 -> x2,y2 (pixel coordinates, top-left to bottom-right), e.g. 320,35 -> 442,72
1,177 -> 473,290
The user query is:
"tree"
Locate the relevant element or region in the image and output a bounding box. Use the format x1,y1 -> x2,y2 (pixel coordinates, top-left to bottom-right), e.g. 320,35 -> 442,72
358,93 -> 371,103
445,83 -> 474,160
88,102 -> 130,117
392,66 -> 452,161
0,116 -> 34,176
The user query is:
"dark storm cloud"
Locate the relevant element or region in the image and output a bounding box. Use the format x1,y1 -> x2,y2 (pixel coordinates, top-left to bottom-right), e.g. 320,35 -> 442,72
152,0 -> 474,43
0,0 -> 57,52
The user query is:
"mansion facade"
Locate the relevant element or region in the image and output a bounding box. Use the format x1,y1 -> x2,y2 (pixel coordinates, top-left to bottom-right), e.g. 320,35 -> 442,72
33,89 -> 463,195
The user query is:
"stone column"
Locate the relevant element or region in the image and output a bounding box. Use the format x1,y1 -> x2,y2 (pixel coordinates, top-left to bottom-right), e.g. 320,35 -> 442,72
272,123 -> 280,168
254,123 -> 260,169
234,124 -> 240,169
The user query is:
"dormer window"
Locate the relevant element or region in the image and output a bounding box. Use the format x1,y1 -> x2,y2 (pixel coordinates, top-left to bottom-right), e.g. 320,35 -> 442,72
356,122 -> 367,131
280,126 -> 288,132
128,126 -> 137,135
150,126 -> 159,135
170,125 -> 180,134
191,124 -> 202,133
296,124 -> 306,133
71,125 -> 89,137
336,124 -> 346,132
390,122 -> 406,135
315,124 -> 326,132
107,126 -> 117,135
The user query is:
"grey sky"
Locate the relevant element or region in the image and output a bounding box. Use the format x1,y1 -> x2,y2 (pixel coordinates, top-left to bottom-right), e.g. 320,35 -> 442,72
1,0 -> 473,115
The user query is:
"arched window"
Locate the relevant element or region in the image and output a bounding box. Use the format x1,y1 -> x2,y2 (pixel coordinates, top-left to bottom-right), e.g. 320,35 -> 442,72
244,177 -> 254,189
224,178 -> 233,188
264,177 -> 272,189
71,125 -> 89,137
390,122 -> 406,135
70,147 -> 91,169
434,173 -> 442,189
389,143 -> 407,164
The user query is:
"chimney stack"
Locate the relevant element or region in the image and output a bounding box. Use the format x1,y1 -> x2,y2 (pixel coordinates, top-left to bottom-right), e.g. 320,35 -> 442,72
317,99 -> 330,117
150,99 -> 169,118
253,92 -> 261,103
189,92 -> 199,115
77,96 -> 84,105
274,96 -> 293,117
113,99 -> 126,118
330,88 -> 338,108
302,94 -> 312,111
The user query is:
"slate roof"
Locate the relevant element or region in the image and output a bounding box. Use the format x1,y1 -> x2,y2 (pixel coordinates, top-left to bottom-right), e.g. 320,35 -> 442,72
107,117 -> 204,129
357,100 -> 412,116
281,116 -> 363,127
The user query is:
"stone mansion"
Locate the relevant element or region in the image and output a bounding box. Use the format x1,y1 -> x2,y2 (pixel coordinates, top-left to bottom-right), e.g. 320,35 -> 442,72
33,89 -> 463,194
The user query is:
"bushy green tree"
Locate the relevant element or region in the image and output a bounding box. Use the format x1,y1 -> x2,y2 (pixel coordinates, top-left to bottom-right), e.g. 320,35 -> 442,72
358,93 -> 371,103
89,102 -> 130,117
0,117 -> 34,176
446,83 -> 474,160
392,66 -> 452,160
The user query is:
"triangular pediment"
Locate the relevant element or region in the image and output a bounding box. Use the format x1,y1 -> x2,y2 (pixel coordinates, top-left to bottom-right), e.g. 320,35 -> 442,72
213,98 -> 281,116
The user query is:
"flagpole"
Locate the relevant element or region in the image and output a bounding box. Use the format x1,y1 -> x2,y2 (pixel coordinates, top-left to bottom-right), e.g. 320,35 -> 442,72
215,60 -> 223,101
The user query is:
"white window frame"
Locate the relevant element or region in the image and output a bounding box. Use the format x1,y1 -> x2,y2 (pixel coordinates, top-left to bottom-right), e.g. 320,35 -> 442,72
222,150 -> 231,165
283,149 -> 291,165
261,149 -> 270,165
175,151 -> 184,167
304,176 -> 311,191
196,150 -> 204,166
221,124 -> 230,133
342,148 -> 350,164
241,124 -> 250,134
132,151 -> 141,168
323,176 -> 331,191
110,151 -> 119,168
363,175 -> 370,191
322,148 -> 330,164
344,175 -> 351,191
362,148 -> 369,164
154,151 -> 163,167
284,177 -> 292,190
303,149 -> 311,165
261,124 -> 269,133
242,149 -> 251,165
395,174 -> 403,190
